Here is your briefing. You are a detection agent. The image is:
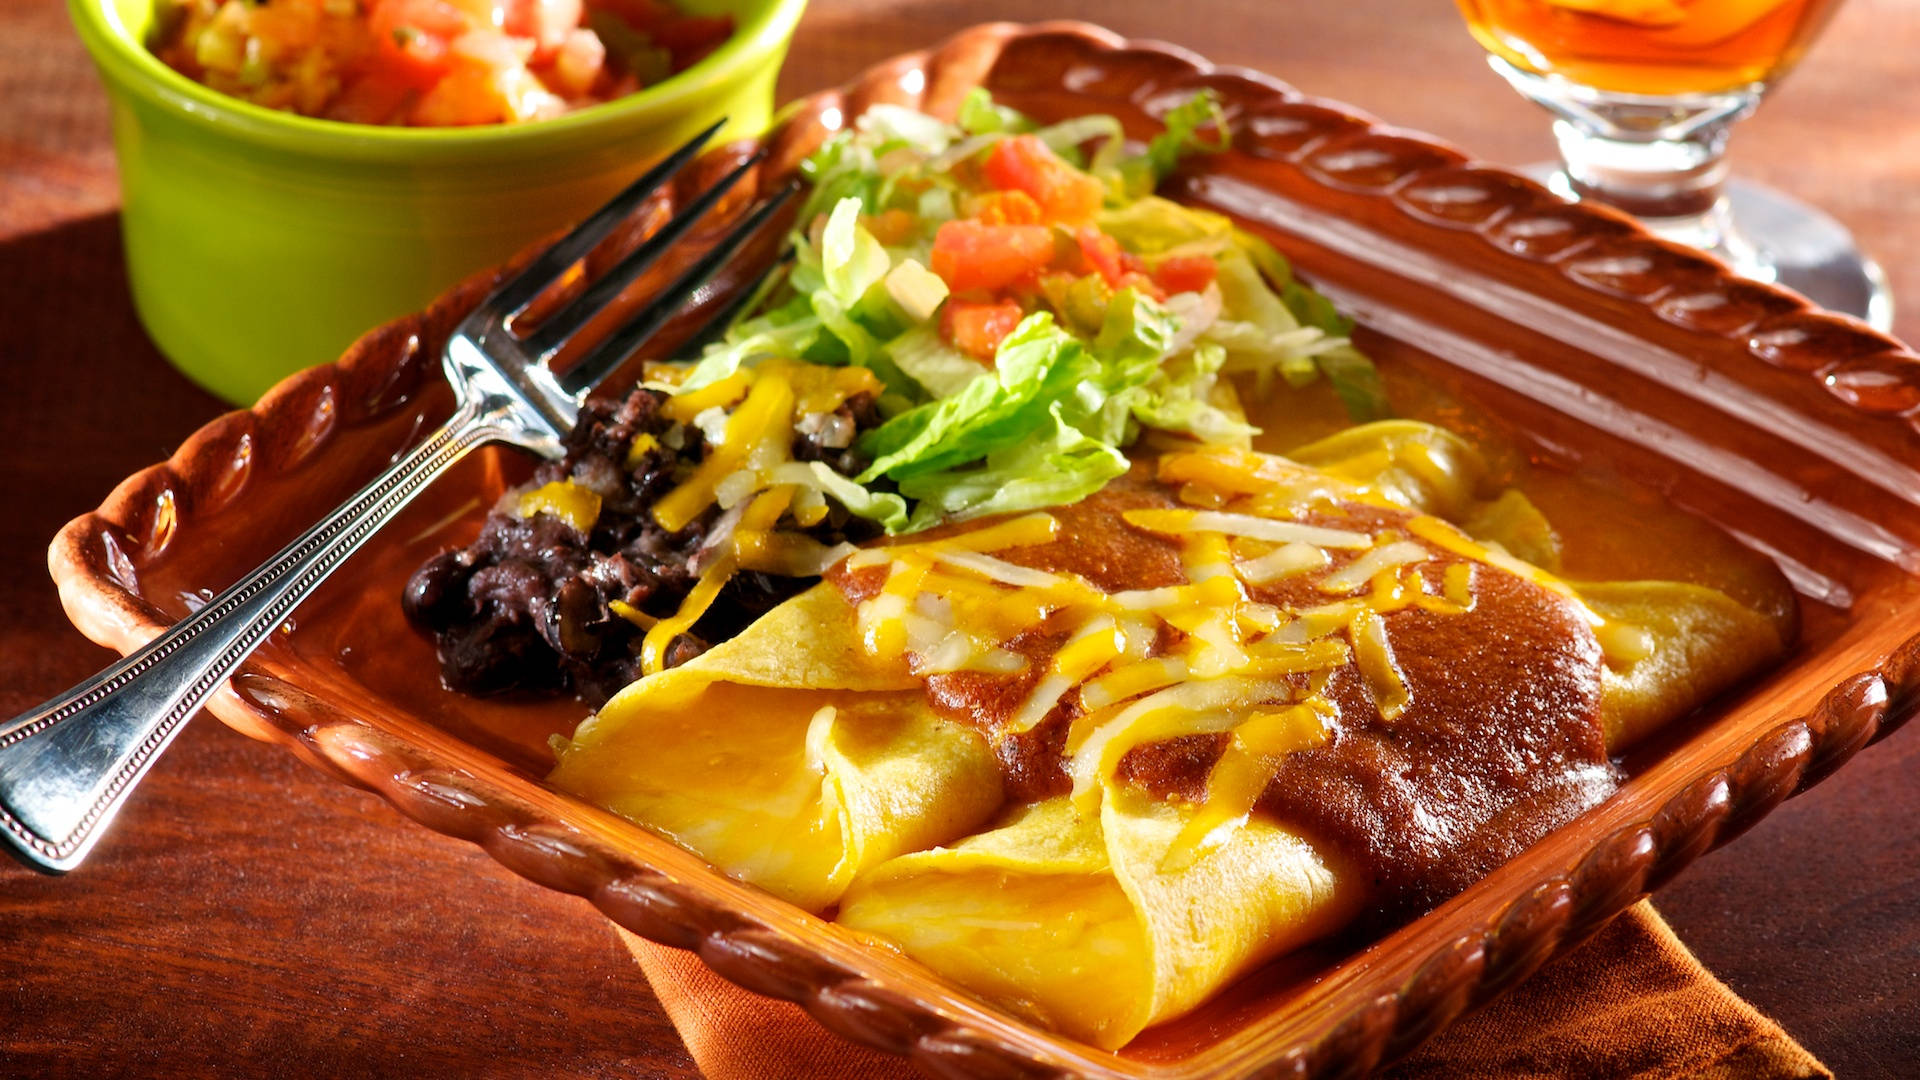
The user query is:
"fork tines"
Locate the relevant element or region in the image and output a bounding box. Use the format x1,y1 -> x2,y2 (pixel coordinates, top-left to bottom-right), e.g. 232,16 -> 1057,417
467,119 -> 800,407
526,147 -> 777,362
557,177 -> 800,395
485,119 -> 727,324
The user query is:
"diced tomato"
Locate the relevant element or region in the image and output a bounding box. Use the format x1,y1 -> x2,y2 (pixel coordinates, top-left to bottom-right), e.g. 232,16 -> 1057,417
326,71 -> 418,124
368,0 -> 470,87
967,189 -> 1043,227
500,0 -> 581,56
1074,226 -> 1127,287
247,3 -> 324,50
863,208 -> 918,246
982,135 -> 1106,224
1119,271 -> 1166,302
1150,255 -> 1218,296
942,299 -> 1026,362
548,27 -> 607,97
930,220 -> 1057,293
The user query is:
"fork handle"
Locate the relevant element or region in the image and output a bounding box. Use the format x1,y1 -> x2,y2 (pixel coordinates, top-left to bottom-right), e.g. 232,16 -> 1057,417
0,400 -> 499,873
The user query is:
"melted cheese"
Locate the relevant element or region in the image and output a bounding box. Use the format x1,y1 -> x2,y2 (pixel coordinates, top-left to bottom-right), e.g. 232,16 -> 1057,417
1122,508 -> 1373,550
1162,699 -> 1333,872
1348,609 -> 1409,721
1236,541 -> 1331,584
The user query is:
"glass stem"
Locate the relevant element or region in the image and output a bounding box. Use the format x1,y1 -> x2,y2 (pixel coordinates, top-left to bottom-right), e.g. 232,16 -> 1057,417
1548,118 -> 1768,281
1484,57 -> 1773,280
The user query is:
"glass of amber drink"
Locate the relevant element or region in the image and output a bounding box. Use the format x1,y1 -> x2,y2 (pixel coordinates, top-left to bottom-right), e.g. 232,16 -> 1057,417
1456,0 -> 1889,327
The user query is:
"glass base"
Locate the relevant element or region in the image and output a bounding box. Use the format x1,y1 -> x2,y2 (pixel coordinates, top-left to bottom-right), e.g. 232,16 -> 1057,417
1526,164 -> 1893,331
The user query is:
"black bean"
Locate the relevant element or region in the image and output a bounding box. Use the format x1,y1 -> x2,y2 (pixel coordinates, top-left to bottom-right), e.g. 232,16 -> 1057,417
402,550 -> 469,628
402,381 -> 889,703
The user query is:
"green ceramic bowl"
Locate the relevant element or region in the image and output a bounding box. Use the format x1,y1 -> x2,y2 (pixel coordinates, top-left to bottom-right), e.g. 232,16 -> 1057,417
68,0 -> 807,404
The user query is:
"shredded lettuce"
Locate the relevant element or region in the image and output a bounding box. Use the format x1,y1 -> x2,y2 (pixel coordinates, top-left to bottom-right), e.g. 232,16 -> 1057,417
957,87 -> 1032,136
1037,114 -> 1127,175
857,104 -> 954,153
896,405 -> 1128,531
1313,344 -> 1391,424
858,313 -> 1098,482
885,324 -> 990,399
820,197 -> 890,308
657,88 -> 1385,533
796,135 -> 880,228
1121,342 -> 1256,446
792,461 -> 910,533
677,296 -> 822,392
1142,88 -> 1232,182
1097,195 -> 1235,256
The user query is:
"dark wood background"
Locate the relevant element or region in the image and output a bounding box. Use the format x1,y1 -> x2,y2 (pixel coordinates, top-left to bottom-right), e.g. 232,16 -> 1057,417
2,1 -> 1916,1076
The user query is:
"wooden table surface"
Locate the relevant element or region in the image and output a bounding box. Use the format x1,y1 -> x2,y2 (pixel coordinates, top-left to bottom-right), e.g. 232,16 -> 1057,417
3,1 -> 1917,1076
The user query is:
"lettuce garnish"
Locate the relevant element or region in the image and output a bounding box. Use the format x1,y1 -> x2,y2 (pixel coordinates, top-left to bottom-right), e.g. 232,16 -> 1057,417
658,90 -> 1387,532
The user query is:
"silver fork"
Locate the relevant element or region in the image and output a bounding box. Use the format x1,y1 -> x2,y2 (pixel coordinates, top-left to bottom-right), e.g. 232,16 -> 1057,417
0,123 -> 797,873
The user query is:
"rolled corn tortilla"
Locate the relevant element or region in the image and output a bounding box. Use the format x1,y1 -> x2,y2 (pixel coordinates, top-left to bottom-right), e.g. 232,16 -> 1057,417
548,419 -> 1793,1046
838,789 -> 1358,1049
551,586 -> 1003,912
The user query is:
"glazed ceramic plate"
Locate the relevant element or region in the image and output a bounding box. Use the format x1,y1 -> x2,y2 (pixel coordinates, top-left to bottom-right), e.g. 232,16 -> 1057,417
49,22 -> 1920,1079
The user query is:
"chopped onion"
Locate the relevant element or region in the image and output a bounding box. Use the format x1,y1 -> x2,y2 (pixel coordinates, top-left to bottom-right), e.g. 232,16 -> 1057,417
692,500 -> 746,572
796,409 -> 856,449
714,468 -> 758,510
692,406 -> 730,447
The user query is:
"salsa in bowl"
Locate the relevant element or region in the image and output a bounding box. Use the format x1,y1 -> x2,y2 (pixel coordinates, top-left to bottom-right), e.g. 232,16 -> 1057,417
151,0 -> 734,126
68,0 -> 805,403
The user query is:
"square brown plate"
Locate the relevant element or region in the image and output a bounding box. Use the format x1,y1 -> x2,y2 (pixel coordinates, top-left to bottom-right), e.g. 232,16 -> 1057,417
47,21 -> 1920,1079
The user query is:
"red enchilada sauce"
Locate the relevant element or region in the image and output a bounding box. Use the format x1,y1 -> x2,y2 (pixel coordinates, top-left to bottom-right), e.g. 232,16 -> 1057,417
828,466 -> 1615,919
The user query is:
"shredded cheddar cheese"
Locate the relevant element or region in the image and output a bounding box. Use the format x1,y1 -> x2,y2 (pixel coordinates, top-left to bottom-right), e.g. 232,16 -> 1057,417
624,432 -> 660,470
641,554 -> 737,674
1122,507 -> 1373,550
653,367 -> 798,532
657,372 -> 751,422
607,598 -> 659,629
1162,699 -> 1334,871
1348,609 -> 1409,721
517,480 -> 602,533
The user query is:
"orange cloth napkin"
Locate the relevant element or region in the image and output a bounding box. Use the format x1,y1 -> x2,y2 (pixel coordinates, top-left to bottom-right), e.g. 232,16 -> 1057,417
617,901 -> 1828,1080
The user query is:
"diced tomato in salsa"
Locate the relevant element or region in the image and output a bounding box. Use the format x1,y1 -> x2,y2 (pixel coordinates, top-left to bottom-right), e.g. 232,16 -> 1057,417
154,0 -> 731,126
368,0 -> 467,87
942,299 -> 1027,362
931,220 -> 1057,293
983,135 -> 1106,224
501,0 -> 584,56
